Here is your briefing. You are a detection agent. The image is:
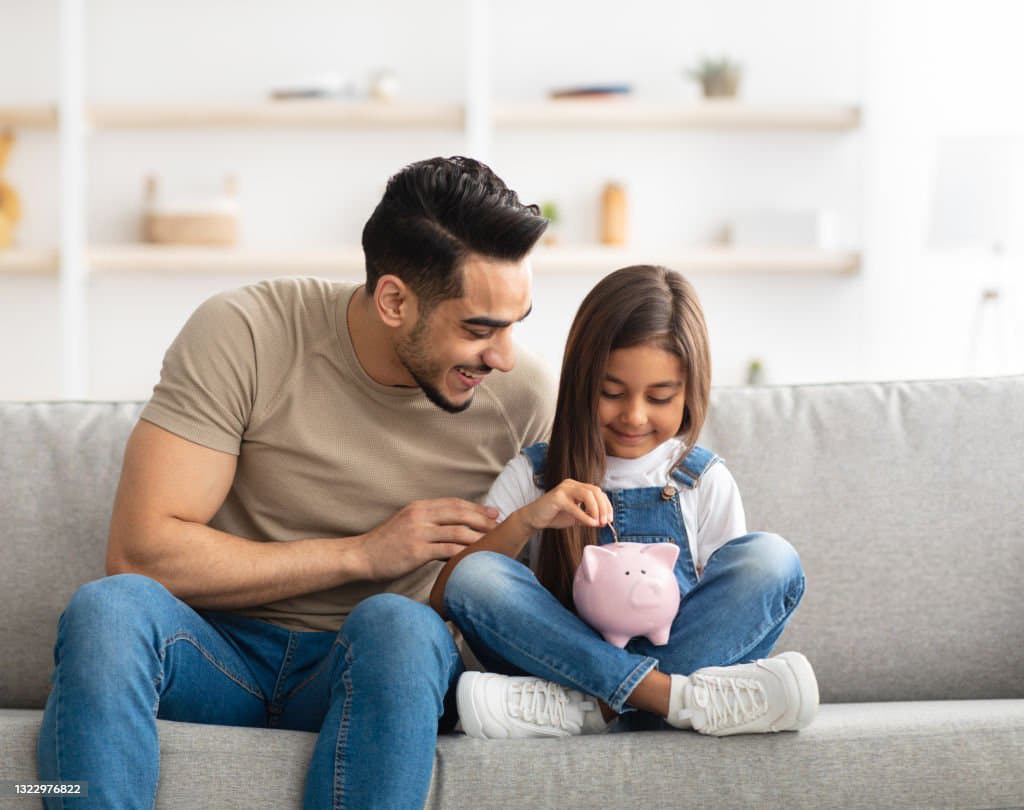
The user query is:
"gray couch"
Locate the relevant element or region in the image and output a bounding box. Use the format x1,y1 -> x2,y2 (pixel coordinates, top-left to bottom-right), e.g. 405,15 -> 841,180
2,376 -> 1022,809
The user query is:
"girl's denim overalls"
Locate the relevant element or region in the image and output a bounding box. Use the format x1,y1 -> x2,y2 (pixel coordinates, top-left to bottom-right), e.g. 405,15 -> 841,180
443,441 -> 807,719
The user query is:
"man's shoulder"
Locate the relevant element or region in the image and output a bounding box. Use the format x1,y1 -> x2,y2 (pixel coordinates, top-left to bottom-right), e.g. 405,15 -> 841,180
215,276 -> 353,315
200,277 -> 355,346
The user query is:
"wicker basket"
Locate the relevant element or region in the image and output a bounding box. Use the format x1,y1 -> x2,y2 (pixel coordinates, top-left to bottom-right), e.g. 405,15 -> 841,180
142,175 -> 239,246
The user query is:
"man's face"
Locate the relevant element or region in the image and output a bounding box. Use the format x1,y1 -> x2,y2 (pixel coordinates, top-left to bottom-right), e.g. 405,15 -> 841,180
396,254 -> 533,413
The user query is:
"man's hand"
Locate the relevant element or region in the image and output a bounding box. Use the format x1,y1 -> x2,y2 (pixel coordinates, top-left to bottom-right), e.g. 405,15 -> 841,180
357,498 -> 500,582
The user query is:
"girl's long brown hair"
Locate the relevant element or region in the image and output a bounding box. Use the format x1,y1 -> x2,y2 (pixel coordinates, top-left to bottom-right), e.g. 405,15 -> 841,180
536,265 -> 712,609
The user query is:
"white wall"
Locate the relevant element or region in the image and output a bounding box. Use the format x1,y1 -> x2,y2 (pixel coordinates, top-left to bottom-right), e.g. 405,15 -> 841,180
1,0 -> 1022,401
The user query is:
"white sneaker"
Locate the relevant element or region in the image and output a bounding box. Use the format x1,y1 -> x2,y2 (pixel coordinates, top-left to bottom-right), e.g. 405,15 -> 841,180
666,651 -> 819,736
456,672 -> 608,739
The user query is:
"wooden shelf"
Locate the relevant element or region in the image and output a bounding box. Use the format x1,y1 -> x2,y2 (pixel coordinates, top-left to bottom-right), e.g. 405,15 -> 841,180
494,100 -> 861,131
0,105 -> 58,128
88,245 -> 366,274
533,245 -> 860,274
89,101 -> 464,129
81,244 -> 859,276
1,101 -> 860,132
0,249 -> 59,275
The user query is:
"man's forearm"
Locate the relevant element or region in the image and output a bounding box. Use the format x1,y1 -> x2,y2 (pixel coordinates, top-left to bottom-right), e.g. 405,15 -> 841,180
107,517 -> 372,610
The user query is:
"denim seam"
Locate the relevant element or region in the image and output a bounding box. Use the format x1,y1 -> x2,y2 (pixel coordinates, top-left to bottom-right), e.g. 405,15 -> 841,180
284,637 -> 344,703
721,575 -> 806,666
53,626 -> 65,810
608,657 -> 660,712
159,632 -> 264,700
456,607 -> 656,714
269,631 -> 300,709
333,641 -> 354,810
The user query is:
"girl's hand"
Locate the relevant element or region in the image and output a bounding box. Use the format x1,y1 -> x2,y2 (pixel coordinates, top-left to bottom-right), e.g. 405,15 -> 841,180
518,479 -> 613,532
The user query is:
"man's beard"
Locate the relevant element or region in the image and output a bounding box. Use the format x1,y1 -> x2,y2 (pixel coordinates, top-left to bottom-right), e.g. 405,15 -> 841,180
396,317 -> 474,414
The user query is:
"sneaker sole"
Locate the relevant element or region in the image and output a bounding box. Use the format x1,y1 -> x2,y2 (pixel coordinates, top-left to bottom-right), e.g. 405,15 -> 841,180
775,651 -> 819,731
456,672 -> 491,739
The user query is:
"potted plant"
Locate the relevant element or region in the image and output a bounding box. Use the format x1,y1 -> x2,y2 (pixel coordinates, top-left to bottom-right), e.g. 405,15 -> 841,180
687,55 -> 743,99
540,200 -> 561,246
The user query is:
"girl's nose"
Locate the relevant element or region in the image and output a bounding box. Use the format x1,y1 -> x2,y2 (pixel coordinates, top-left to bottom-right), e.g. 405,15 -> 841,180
622,400 -> 646,426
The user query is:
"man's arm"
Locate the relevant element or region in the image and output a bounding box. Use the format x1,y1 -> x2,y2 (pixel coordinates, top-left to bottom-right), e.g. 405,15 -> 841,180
107,420 -> 498,610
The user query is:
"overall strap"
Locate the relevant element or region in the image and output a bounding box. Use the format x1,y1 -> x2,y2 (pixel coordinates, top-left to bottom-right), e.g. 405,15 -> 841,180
521,441 -> 549,485
669,444 -> 721,490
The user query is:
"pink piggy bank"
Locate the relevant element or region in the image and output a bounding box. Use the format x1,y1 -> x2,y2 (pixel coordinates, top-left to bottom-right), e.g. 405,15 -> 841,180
572,542 -> 681,648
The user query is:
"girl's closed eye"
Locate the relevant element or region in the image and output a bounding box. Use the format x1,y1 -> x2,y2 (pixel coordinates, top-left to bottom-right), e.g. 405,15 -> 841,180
600,391 -> 677,405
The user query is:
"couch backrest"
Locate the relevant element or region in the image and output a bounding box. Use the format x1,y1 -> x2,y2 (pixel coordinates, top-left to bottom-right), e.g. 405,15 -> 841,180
701,375 -> 1023,702
2,401 -> 144,708
1,377 -> 1022,708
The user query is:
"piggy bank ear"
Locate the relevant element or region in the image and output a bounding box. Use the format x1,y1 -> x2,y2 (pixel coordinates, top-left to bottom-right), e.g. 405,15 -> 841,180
642,542 -> 680,569
579,544 -> 617,583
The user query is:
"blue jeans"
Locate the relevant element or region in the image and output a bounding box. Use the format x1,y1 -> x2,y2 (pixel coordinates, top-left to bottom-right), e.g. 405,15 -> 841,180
443,532 -> 805,728
37,575 -> 463,809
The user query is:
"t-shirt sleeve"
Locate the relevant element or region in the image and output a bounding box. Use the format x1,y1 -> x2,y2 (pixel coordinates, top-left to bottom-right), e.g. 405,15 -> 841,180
695,462 -> 748,569
482,453 -> 543,566
139,290 -> 257,455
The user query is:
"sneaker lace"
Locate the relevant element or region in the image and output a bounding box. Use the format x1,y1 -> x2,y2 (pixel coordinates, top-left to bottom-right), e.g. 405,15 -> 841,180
685,674 -> 768,733
507,680 -> 572,730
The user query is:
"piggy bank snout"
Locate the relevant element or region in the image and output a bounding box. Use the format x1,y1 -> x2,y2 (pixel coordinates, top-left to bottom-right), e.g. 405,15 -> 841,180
629,577 -> 670,609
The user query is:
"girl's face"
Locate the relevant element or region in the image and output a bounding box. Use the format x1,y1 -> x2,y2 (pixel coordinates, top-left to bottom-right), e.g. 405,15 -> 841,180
598,344 -> 686,459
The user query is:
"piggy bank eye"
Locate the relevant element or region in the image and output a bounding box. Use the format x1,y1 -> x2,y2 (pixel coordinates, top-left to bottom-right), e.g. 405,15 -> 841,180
641,569 -> 647,574
624,571 -> 630,576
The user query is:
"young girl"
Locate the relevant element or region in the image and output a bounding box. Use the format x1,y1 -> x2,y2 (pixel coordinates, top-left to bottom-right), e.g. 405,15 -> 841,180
430,265 -> 818,738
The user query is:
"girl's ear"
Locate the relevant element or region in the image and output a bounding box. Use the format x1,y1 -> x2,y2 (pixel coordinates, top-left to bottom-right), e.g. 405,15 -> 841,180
374,275 -> 414,328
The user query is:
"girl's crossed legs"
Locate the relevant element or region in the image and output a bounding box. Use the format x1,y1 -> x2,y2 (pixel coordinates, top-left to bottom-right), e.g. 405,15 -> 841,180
443,532 -> 817,737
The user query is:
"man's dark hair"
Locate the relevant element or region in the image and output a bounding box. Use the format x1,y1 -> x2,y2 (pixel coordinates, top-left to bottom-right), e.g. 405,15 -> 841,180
361,156 -> 548,309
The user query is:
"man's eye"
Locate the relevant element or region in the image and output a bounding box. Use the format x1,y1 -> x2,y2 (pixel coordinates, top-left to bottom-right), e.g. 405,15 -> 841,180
466,329 -> 492,339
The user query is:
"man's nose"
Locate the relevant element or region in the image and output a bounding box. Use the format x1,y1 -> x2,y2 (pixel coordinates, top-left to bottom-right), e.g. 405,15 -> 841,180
482,332 -> 515,373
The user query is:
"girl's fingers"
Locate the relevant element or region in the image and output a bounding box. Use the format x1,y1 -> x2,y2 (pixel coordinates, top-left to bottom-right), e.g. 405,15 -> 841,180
556,481 -> 614,527
571,487 -> 603,527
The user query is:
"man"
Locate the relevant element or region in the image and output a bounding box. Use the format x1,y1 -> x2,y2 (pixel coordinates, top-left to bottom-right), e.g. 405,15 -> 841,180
37,156 -> 554,809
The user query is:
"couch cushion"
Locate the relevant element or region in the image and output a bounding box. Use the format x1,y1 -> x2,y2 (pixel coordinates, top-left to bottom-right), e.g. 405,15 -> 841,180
3,703 -> 1023,809
703,376 -> 1024,702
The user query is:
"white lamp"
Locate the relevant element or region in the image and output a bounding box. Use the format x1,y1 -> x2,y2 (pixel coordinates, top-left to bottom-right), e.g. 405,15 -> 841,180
927,136 -> 1020,375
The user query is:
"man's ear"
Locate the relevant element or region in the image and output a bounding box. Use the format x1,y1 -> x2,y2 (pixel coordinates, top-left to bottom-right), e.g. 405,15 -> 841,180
374,275 -> 415,328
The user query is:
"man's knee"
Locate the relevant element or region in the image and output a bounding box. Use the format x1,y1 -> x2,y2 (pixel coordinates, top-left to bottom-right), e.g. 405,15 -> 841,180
342,594 -> 456,659
60,573 -> 173,644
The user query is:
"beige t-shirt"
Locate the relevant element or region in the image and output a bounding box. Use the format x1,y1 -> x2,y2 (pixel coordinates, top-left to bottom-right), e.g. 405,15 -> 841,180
141,277 -> 554,632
